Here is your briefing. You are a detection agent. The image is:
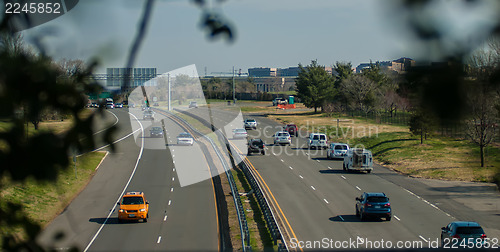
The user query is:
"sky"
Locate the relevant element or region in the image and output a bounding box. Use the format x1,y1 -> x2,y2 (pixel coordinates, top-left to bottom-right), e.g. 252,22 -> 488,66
18,0 -> 500,75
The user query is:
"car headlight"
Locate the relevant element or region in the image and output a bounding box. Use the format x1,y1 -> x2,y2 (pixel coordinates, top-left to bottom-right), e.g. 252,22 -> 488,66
140,208 -> 146,212
119,209 -> 124,213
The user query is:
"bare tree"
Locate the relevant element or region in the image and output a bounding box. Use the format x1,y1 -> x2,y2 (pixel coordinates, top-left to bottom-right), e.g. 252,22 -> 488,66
339,74 -> 378,114
465,88 -> 497,167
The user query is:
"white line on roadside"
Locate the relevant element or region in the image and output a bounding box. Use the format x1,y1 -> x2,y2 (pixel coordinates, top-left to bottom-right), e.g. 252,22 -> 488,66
170,188 -> 173,192
394,215 -> 401,221
173,168 -> 175,172
355,186 -> 361,191
157,236 -> 162,244
172,177 -> 175,181
168,200 -> 171,206
419,236 -> 428,243
95,152 -> 109,170
339,215 -> 344,221
299,175 -> 304,179
281,159 -> 284,162
341,175 -> 346,180
324,199 -> 329,204
289,166 -> 293,170
164,215 -> 168,221
84,112 -> 144,252
311,186 -> 316,190
173,160 -> 175,164
86,128 -> 141,155
429,203 -> 439,210
172,155 -> 175,158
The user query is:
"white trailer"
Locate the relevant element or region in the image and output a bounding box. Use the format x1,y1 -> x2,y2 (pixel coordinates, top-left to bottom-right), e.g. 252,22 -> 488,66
343,148 -> 373,173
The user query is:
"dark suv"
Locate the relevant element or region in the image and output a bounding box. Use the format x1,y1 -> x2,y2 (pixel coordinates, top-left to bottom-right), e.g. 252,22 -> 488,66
284,124 -> 298,137
247,139 -> 265,155
441,221 -> 487,248
355,192 -> 391,221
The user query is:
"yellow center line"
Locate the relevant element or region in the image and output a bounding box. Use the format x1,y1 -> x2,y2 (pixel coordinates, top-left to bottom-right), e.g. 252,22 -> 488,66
230,142 -> 301,251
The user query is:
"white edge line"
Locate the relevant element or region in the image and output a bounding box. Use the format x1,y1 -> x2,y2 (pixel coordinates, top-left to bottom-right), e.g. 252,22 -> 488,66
84,112 -> 144,252
94,151 -> 109,171
92,110 -> 120,135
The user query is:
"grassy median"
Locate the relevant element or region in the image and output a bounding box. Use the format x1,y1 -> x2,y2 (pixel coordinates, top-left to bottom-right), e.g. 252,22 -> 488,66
0,151 -> 106,243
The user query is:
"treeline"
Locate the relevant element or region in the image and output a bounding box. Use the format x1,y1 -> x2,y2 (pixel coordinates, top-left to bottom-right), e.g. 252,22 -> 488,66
295,38 -> 500,169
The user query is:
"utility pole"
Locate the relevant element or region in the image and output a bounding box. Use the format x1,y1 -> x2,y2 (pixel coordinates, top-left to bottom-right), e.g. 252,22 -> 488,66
168,73 -> 171,111
232,66 -> 235,104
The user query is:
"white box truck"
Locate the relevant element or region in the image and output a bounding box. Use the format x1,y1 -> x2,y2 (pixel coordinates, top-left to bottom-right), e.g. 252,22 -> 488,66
343,148 -> 373,173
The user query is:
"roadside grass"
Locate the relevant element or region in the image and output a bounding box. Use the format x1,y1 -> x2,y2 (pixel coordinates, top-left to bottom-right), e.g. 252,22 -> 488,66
0,151 -> 106,243
350,132 -> 499,182
231,168 -> 276,251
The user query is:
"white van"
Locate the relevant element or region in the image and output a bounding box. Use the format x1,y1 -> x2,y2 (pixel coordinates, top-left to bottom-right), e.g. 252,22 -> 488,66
343,148 -> 373,173
308,133 -> 328,149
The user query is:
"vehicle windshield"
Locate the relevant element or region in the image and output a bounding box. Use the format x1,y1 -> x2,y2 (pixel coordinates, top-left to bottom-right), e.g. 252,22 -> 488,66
320,135 -> 326,140
313,135 -> 319,140
179,133 -> 192,138
122,196 -> 144,205
335,145 -> 348,150
151,127 -> 162,132
456,227 -> 484,235
246,119 -> 255,122
235,129 -> 246,133
367,196 -> 388,203
250,140 -> 263,147
277,132 -> 288,137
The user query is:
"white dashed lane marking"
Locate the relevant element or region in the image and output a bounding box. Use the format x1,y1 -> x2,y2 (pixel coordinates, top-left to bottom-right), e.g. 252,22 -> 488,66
299,175 -> 304,179
168,200 -> 172,206
289,166 -> 293,170
311,186 -> 316,190
324,199 -> 329,204
157,236 -> 162,244
170,188 -> 173,192
164,215 -> 168,221
394,215 -> 401,221
341,175 -> 346,180
355,186 -> 361,191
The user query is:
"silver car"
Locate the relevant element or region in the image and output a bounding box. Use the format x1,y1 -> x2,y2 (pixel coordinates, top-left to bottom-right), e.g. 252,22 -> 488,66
327,143 -> 349,159
273,131 -> 291,145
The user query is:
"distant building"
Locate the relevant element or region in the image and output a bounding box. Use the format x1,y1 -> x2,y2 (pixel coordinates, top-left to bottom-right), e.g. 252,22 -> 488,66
248,67 -> 277,77
106,68 -> 157,90
355,58 -> 415,74
250,66 -> 332,78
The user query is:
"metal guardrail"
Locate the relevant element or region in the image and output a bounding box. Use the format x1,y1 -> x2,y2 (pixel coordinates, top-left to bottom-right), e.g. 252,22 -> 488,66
160,109 -> 251,251
173,108 -> 287,251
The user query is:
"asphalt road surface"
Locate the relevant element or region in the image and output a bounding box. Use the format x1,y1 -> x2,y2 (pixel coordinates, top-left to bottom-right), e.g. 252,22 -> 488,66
185,104 -> 500,250
37,108 -> 218,251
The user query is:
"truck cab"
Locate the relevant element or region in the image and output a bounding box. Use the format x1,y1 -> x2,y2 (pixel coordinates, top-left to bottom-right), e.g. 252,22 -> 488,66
343,148 -> 373,173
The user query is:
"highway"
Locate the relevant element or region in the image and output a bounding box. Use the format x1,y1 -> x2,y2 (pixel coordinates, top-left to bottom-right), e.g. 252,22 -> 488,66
183,104 -> 500,250
37,108 -> 219,251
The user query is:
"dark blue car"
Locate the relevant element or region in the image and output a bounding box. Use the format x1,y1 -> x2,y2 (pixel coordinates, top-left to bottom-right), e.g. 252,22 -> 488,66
355,192 -> 391,221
